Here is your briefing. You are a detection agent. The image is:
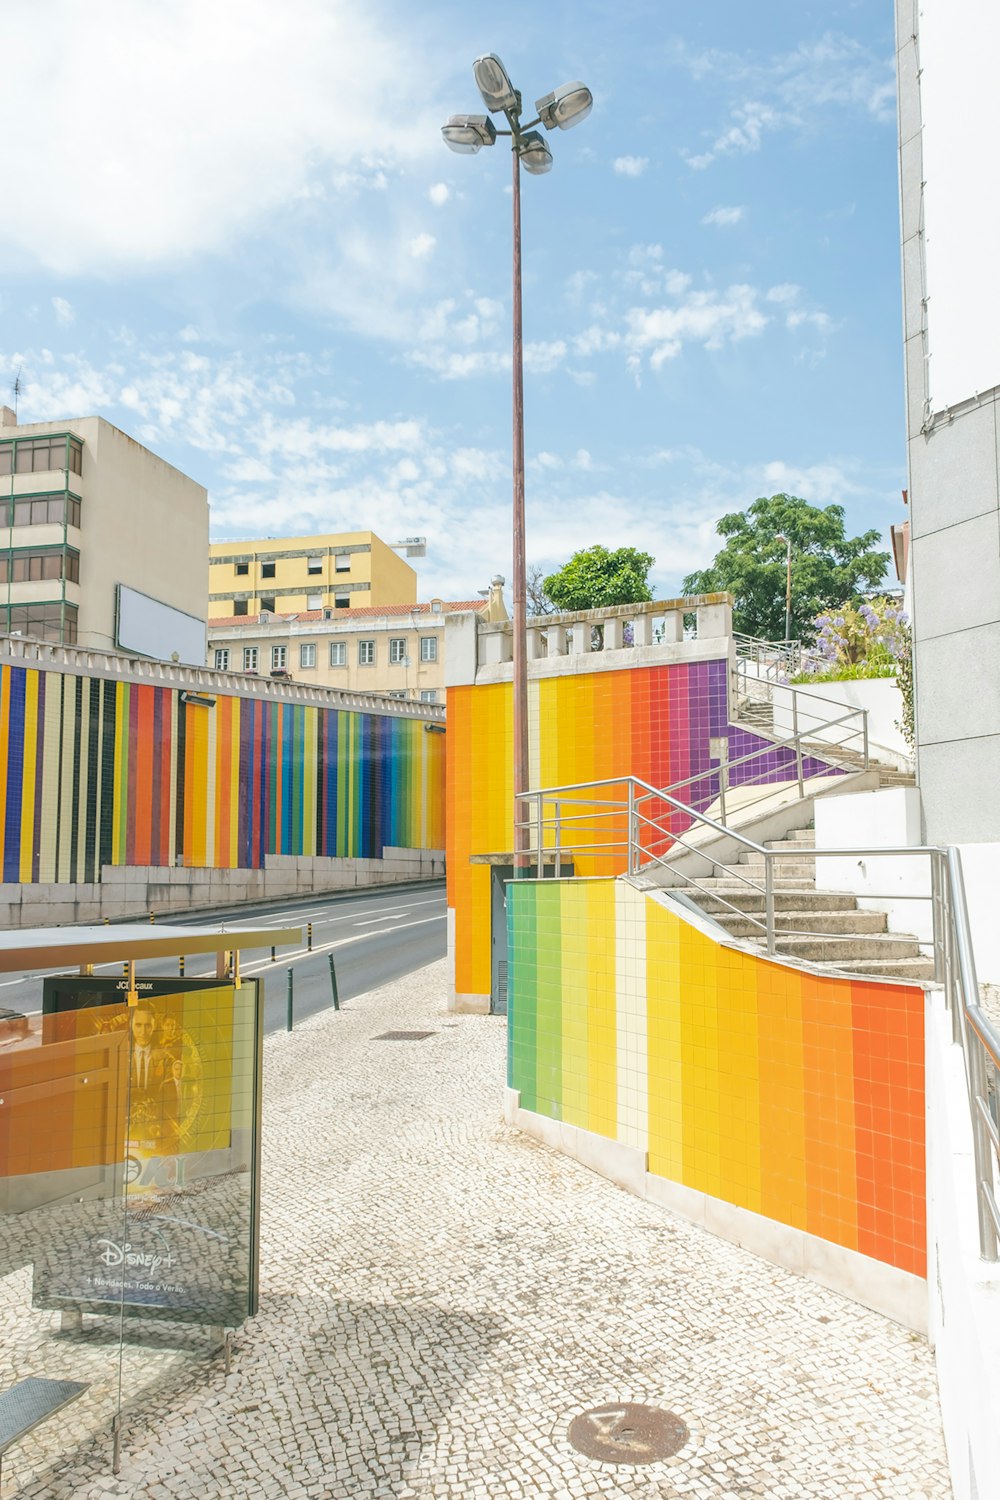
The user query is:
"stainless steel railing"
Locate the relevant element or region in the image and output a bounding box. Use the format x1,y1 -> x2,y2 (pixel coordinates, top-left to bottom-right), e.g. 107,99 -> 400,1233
517,773 -> 1000,1261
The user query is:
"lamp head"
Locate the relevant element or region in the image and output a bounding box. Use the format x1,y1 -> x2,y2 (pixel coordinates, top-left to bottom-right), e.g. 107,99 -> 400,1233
535,81 -> 593,131
441,115 -> 498,155
473,53 -> 519,114
518,130 -> 554,175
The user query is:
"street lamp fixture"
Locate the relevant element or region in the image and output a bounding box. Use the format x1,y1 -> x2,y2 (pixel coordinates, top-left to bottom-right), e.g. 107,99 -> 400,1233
442,55 -> 593,870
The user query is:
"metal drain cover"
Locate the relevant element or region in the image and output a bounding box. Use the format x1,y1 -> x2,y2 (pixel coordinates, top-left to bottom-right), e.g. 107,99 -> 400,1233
372,1030 -> 436,1041
567,1403 -> 689,1465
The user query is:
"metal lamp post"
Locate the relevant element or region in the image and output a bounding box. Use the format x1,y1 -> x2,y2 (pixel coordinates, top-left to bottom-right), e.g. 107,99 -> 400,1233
775,533 -> 793,643
443,57 -> 593,869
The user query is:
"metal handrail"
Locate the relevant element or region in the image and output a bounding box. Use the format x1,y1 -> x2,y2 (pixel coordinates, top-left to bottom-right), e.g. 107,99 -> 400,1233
518,773 -> 1000,1261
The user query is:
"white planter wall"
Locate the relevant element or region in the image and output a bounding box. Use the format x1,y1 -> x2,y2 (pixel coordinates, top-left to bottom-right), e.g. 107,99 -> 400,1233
772,676 -> 911,770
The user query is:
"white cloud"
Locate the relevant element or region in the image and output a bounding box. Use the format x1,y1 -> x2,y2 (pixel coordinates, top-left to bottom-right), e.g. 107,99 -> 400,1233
613,155 -> 649,178
766,283 -> 801,304
408,232 -> 436,260
428,183 -> 450,207
0,0 -> 438,274
701,205 -> 745,228
676,30 -> 896,169
51,296 -> 75,325
625,285 -> 768,369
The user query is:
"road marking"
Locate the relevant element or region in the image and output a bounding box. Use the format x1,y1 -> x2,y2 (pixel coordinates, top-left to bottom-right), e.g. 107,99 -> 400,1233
240,915 -> 444,974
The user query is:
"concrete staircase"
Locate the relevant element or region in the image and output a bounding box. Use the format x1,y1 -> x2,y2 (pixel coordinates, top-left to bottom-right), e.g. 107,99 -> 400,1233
678,828 -> 935,983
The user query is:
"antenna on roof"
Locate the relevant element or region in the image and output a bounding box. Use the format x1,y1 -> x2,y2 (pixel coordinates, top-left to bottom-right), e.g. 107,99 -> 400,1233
11,367 -> 22,423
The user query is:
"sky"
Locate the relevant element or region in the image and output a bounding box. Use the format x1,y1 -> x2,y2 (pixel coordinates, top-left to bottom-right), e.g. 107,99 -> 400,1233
0,0 -> 904,604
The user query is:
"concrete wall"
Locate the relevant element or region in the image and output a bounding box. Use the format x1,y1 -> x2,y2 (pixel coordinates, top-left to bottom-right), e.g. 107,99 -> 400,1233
814,787 -> 933,945
0,847 -> 445,927
925,991 -> 1000,1500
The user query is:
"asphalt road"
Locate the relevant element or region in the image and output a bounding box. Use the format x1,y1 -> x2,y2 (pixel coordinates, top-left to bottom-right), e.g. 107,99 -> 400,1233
0,881 -> 447,1036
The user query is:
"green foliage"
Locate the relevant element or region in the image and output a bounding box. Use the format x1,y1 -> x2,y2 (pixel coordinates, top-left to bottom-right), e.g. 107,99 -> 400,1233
895,640 -> 915,751
682,493 -> 890,640
543,545 -> 654,612
789,663 -> 897,684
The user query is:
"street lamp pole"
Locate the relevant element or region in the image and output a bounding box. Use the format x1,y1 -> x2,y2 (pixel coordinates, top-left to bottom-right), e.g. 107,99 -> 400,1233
776,533 -> 793,642
443,57 -> 593,872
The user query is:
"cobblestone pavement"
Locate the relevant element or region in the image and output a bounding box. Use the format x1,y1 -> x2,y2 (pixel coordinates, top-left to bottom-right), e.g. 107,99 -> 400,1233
11,961 -> 951,1499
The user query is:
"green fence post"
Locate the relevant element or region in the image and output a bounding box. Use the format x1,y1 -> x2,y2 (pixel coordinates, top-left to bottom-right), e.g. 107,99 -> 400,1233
328,955 -> 340,1012
286,969 -> 294,1032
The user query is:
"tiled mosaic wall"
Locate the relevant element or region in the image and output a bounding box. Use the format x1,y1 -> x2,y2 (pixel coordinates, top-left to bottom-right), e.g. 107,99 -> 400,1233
0,662 -> 444,882
447,657 -> 837,999
507,878 -> 926,1278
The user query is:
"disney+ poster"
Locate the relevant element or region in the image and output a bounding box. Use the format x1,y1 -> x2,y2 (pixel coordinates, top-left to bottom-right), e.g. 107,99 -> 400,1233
33,976 -> 260,1325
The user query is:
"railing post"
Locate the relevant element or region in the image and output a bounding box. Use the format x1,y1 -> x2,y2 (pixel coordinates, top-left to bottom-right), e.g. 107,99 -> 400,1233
792,694 -> 804,797
765,854 -> 776,956
627,781 -> 636,875
536,796 -> 544,880
861,708 -> 870,771
554,802 -> 562,880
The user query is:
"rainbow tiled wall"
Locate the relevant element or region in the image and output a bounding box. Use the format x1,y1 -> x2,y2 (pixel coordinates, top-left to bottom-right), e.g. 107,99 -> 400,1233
0,662 -> 444,883
507,878 -> 926,1281
447,656 -> 837,1000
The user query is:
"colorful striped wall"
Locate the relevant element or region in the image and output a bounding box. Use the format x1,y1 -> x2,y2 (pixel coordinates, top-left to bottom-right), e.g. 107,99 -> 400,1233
507,878 -> 926,1279
447,656 -> 837,1000
0,662 -> 444,883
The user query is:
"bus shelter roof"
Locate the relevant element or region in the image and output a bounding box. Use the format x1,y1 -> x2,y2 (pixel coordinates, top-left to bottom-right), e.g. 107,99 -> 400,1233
0,924 -> 301,974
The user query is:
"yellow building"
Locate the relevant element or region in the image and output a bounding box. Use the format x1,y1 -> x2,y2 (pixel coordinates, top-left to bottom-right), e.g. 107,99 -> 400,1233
208,531 -> 417,617
207,578 -> 509,706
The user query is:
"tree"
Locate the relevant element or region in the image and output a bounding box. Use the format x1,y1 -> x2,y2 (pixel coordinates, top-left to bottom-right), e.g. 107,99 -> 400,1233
526,564 -> 555,616
681,493 -> 889,641
543,545 -> 654,613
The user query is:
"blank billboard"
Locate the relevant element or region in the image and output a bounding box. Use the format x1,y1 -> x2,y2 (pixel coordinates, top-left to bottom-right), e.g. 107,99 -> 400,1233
115,585 -> 206,666
920,0 -> 1000,413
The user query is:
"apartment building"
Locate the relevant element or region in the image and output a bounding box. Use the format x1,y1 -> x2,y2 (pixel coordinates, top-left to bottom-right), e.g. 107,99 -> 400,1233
0,408 -> 208,652
207,578 -> 508,705
208,530 -> 417,616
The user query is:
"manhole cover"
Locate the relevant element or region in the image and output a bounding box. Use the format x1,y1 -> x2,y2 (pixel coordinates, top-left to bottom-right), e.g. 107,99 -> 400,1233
567,1403 -> 689,1465
372,1030 -> 436,1041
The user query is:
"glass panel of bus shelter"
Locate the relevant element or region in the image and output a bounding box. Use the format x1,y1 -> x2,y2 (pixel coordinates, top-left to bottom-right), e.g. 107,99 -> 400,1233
116,975 -> 263,1416
0,992 -> 130,1490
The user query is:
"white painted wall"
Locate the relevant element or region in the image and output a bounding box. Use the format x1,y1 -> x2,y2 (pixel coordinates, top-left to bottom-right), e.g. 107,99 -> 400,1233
955,841 -> 1000,988
925,991 -> 1000,1500
772,677 -> 911,770
814,787 -> 933,944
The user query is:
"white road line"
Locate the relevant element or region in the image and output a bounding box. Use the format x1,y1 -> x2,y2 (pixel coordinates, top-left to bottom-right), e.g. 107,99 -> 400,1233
240,914 -> 444,974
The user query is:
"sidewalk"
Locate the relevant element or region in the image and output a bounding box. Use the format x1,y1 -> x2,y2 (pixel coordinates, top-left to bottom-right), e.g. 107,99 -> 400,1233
22,960 -> 950,1499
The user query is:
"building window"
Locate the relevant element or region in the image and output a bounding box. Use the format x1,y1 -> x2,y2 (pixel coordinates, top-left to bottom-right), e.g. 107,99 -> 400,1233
243,647 -> 258,672
261,561 -> 276,579
335,553 -> 351,572
1,493 -> 81,528
419,690 -> 437,703
307,594 -> 322,610
271,645 -> 286,671
214,648 -> 230,671
388,691 -> 407,700
6,602 -> 78,643
299,643 -> 316,668
307,557 -> 323,574
0,437 -> 71,475
260,596 -> 276,613
330,641 -> 347,667
235,562 -> 249,576
0,548 -> 79,583
389,637 -> 408,664
233,599 -> 248,616
419,636 -> 438,663
430,599 -> 443,613
358,639 -> 375,665
334,594 -> 350,609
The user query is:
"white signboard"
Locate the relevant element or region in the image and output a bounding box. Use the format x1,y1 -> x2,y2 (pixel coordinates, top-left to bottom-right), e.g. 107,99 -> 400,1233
115,585 -> 206,667
920,0 -> 1000,413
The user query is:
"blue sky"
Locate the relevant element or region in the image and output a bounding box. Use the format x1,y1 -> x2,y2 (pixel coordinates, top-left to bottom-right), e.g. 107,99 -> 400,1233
0,0 -> 903,603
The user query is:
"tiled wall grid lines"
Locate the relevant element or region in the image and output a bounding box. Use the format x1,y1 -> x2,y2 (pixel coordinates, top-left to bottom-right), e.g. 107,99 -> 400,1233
448,656 -> 842,998
507,878 -> 925,1278
0,661 -> 445,882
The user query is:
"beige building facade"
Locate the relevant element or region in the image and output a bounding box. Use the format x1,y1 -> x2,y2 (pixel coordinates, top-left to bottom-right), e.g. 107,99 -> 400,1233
207,579 -> 508,705
0,407 -> 208,651
208,530 -> 417,617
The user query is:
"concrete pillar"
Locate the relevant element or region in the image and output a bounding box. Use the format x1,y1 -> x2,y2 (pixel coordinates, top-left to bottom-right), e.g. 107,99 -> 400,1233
658,609 -> 683,643
696,600 -> 733,639
546,626 -> 569,656
569,622 -> 593,654
631,613 -> 653,647
526,624 -> 546,660
603,617 -> 624,650
481,628 -> 513,665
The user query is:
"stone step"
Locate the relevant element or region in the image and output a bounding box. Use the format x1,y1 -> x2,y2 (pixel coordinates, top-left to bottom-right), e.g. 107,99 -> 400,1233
765,832 -> 815,849
837,955 -> 937,981
692,877 -> 824,891
711,909 -> 889,938
768,933 -> 924,962
737,858 -> 816,878
689,889 -> 859,914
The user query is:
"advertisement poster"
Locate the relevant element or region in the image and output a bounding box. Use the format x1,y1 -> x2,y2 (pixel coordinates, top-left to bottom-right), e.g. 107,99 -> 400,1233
29,976 -> 262,1325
